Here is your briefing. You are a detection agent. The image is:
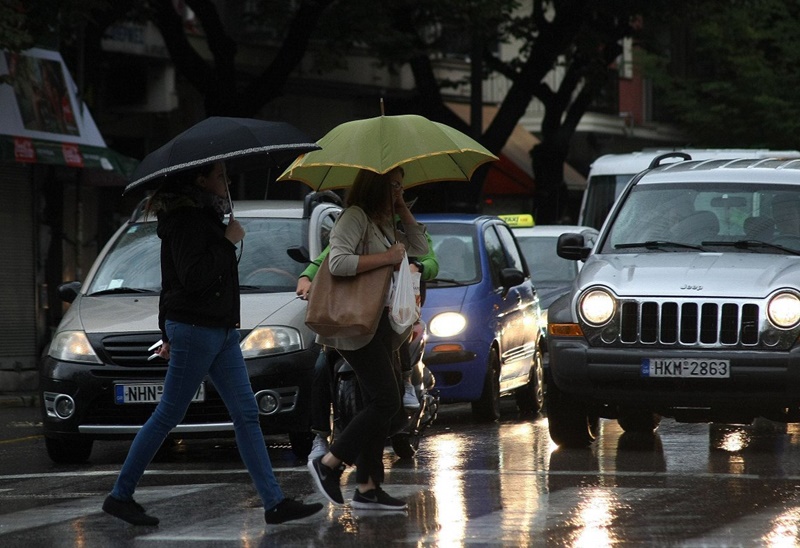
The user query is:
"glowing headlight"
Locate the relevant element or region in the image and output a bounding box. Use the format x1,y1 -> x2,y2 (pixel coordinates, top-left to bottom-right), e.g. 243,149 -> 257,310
579,289 -> 616,326
429,312 -> 467,337
48,331 -> 101,364
767,292 -> 800,328
241,326 -> 302,358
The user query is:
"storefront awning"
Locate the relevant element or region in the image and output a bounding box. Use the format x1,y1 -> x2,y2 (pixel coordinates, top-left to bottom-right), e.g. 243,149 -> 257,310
0,135 -> 137,185
446,102 -> 586,193
0,47 -> 138,185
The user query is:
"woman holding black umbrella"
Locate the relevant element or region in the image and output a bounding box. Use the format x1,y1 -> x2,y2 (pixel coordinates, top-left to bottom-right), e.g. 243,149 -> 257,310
102,161 -> 322,526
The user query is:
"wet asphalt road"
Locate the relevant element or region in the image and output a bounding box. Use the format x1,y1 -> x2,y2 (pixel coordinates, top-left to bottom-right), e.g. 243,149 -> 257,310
3,401 -> 800,546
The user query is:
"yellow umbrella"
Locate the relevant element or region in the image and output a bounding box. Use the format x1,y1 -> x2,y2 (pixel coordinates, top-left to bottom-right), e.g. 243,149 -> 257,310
277,114 -> 498,190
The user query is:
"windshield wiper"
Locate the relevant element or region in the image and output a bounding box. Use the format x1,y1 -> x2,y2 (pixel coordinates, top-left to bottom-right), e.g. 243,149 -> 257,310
89,287 -> 155,296
615,241 -> 705,251
702,240 -> 800,256
429,277 -> 469,286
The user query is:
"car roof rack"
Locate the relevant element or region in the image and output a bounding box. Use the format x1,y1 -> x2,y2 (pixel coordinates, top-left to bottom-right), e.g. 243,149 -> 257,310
648,152 -> 692,169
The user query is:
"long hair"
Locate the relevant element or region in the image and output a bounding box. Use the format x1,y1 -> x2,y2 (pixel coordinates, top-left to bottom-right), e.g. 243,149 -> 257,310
346,166 -> 403,223
143,164 -> 216,218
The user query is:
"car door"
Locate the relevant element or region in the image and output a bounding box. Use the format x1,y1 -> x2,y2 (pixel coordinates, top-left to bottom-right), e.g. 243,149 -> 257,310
483,222 -> 539,390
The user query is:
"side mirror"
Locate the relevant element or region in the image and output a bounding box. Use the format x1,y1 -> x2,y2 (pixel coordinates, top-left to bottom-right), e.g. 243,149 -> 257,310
287,246 -> 310,263
500,267 -> 524,290
58,281 -> 82,303
557,233 -> 591,261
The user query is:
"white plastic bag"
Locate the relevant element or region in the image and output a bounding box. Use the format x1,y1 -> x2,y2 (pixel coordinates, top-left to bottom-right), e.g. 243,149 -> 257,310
389,253 -> 421,333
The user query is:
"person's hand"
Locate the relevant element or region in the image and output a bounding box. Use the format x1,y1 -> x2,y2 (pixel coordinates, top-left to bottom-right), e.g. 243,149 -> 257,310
148,341 -> 170,361
386,242 -> 406,266
393,185 -> 406,209
296,276 -> 312,299
409,262 -> 420,274
225,218 -> 245,245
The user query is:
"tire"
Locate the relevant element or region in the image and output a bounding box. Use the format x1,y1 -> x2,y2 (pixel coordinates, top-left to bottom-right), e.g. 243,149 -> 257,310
391,433 -> 420,459
617,407 -> 662,434
545,381 -> 599,448
289,431 -> 314,460
45,436 -> 93,464
334,371 -> 361,436
472,349 -> 501,422
515,348 -> 545,414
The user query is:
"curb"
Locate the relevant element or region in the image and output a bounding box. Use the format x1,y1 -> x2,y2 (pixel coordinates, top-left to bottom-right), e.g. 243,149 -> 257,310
0,393 -> 39,409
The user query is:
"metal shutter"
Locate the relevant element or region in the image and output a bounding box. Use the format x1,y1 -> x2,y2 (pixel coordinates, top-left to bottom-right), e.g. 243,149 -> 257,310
0,164 -> 36,363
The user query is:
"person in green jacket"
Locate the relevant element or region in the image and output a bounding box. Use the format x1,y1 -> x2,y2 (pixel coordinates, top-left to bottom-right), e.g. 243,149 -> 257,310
296,221 -> 438,462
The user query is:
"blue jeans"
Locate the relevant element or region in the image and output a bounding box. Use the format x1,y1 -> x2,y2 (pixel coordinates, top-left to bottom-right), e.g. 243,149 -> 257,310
111,321 -> 284,510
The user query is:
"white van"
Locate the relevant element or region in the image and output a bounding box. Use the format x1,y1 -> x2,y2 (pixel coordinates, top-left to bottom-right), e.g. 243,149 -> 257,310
578,149 -> 800,230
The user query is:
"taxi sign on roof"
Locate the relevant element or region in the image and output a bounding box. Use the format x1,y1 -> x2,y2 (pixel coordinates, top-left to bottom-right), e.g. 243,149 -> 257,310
498,214 -> 534,228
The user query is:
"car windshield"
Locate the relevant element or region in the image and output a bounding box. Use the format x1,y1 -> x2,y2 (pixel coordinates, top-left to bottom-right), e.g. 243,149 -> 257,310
425,223 -> 481,284
517,236 -> 578,285
86,217 -> 306,294
601,182 -> 800,254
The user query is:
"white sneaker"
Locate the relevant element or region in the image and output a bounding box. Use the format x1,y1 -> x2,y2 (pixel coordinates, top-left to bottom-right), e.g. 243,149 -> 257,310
403,380 -> 420,410
308,434 -> 329,463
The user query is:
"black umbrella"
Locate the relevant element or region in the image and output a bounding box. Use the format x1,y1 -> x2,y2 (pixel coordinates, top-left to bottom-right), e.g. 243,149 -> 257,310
123,117 -> 320,195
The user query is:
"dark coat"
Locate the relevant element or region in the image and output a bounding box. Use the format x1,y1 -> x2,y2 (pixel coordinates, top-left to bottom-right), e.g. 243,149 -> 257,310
156,204 -> 240,341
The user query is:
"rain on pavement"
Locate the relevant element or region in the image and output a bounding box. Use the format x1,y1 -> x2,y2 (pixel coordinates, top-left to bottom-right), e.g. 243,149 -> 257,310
3,402 -> 800,546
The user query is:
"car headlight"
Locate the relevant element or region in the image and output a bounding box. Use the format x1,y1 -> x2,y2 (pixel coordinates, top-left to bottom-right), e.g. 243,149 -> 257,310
767,292 -> 800,328
579,288 -> 616,326
429,312 -> 467,337
48,331 -> 102,364
241,326 -> 302,358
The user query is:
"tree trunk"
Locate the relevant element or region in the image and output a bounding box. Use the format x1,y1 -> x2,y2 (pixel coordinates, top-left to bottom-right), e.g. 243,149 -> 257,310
531,142 -> 570,224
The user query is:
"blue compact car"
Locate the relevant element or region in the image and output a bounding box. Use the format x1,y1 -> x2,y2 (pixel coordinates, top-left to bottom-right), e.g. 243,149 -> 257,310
415,214 -> 544,421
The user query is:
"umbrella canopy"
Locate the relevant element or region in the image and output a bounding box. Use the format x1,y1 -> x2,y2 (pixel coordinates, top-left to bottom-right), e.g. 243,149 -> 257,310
124,117 -> 320,195
276,114 -> 498,190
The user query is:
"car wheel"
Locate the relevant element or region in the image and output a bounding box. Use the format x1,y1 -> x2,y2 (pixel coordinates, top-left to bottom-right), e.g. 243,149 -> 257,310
288,431 -> 314,460
472,349 -> 501,422
617,407 -> 662,434
545,380 -> 599,448
45,436 -> 93,464
391,433 -> 420,459
334,368 -> 362,437
515,348 -> 545,414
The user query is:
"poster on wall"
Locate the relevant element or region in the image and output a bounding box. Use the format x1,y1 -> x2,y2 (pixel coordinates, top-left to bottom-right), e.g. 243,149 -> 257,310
0,47 -> 106,147
0,47 -> 136,181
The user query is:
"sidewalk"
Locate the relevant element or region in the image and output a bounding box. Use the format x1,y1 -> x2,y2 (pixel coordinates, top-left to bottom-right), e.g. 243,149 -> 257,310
0,392 -> 39,408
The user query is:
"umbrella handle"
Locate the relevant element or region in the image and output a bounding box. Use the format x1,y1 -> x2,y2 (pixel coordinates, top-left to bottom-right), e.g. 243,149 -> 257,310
226,186 -> 235,219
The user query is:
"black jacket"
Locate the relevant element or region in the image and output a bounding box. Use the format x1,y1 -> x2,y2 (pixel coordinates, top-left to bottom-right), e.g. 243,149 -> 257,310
156,204 -> 240,342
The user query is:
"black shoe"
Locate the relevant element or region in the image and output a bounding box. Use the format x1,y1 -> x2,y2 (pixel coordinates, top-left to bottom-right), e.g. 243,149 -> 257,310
102,494 -> 160,526
307,456 -> 344,505
264,497 -> 324,524
351,487 -> 407,511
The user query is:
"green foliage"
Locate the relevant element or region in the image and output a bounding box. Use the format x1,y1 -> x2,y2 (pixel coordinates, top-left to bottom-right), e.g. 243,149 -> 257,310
0,0 -> 111,51
644,0 -> 800,149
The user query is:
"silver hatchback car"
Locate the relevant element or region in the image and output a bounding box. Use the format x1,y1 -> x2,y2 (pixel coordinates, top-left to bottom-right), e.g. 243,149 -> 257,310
39,193 -> 341,463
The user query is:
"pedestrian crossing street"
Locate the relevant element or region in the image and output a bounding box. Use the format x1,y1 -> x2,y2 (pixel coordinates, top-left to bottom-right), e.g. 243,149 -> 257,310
3,464 -> 800,546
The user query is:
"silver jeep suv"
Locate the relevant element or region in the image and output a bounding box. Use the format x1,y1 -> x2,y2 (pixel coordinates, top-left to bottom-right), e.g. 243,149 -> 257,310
547,153 -> 800,447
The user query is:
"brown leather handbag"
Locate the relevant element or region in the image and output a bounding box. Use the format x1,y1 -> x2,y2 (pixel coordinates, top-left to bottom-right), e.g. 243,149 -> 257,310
305,222 -> 393,338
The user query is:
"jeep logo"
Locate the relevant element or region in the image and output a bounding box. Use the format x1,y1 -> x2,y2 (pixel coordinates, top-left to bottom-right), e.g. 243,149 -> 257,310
680,284 -> 703,291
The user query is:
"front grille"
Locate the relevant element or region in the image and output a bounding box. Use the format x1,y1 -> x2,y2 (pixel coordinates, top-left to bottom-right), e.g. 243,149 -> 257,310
89,333 -> 164,366
617,299 -> 760,346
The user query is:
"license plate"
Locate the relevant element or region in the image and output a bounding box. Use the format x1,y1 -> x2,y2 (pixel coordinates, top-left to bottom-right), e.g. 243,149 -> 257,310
641,358 -> 730,378
114,382 -> 205,404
